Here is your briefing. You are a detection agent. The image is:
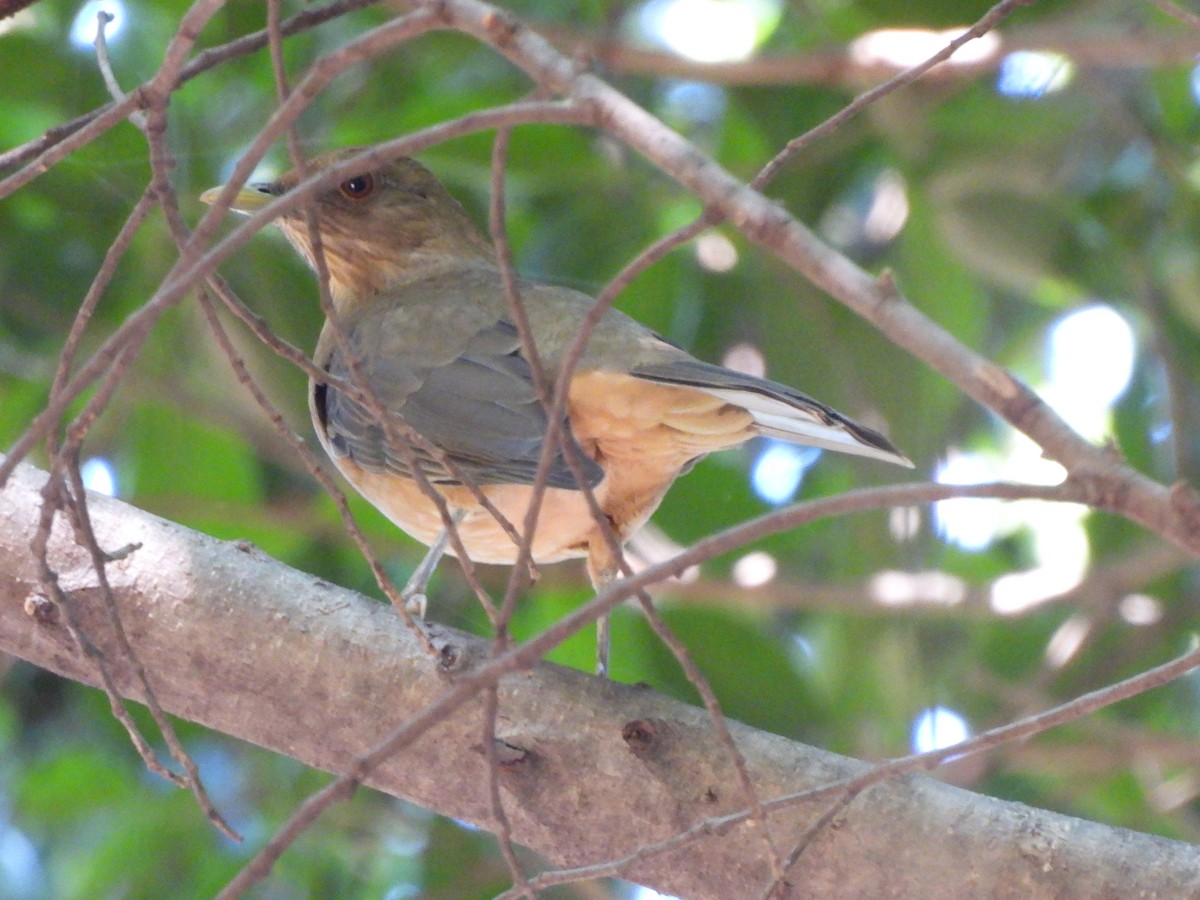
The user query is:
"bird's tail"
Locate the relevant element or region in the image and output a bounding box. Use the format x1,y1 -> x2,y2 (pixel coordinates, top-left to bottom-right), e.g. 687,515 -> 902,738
630,359 -> 913,468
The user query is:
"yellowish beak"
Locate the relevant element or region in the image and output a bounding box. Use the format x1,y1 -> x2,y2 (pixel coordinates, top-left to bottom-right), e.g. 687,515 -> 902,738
199,184 -> 276,215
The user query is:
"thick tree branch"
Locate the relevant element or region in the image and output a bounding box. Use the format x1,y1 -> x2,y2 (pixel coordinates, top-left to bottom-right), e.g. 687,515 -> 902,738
2,458 -> 1198,898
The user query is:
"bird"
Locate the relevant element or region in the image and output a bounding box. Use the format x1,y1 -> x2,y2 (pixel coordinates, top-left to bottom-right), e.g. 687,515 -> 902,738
202,147 -> 912,672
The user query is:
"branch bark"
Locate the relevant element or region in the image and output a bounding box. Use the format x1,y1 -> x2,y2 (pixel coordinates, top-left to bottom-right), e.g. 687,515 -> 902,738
2,458 -> 1197,898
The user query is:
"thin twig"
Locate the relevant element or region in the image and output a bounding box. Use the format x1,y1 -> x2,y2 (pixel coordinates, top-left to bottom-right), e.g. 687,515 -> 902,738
554,438 -> 787,882
1149,0 -> 1200,31
215,776 -> 359,900
29,475 -> 190,792
47,187 -> 157,409
755,0 -> 1035,185
488,121 -> 545,632
194,291 -> 440,658
94,11 -> 146,130
279,147 -> 499,626
0,0 -> 387,177
480,125 -> 554,896
482,683 -> 534,899
61,458 -> 241,840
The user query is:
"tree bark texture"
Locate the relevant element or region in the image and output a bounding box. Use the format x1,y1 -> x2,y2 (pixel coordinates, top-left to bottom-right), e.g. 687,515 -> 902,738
1,457 -> 1196,898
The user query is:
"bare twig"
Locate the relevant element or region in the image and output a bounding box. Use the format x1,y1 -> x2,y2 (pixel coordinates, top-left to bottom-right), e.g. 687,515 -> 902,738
756,0 -> 1036,184
47,187 -> 156,407
278,146 -> 501,625
29,476 -> 187,789
1149,0 -> 1200,31
482,683 -> 533,899
0,0 -> 387,178
62,458 -> 240,840
552,434 -> 787,880
488,121 -> 546,632
194,292 -> 440,658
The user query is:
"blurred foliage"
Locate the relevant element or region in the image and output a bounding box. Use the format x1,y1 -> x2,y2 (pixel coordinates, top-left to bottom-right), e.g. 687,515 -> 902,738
3,0 -> 1200,896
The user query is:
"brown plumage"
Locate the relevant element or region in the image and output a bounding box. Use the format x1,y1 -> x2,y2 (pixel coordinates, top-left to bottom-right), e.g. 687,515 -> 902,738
202,147 -> 911,599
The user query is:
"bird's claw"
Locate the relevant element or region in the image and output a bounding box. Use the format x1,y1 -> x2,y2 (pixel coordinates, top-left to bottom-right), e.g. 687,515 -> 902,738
403,591 -> 428,619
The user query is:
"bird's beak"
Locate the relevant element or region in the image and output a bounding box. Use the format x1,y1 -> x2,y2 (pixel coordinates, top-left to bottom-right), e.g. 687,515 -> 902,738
198,183 -> 277,215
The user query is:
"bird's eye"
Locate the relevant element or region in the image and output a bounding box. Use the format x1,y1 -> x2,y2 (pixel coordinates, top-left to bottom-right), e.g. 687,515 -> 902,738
339,174 -> 375,200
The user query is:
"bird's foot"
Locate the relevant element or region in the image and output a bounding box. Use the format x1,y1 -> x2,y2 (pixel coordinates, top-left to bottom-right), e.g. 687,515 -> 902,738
401,590 -> 428,619
398,508 -> 465,621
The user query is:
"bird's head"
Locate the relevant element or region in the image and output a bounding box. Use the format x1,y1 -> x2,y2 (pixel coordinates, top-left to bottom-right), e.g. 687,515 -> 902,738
201,148 -> 494,307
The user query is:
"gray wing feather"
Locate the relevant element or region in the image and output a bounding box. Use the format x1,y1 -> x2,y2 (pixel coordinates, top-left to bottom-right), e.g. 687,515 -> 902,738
318,318 -> 602,490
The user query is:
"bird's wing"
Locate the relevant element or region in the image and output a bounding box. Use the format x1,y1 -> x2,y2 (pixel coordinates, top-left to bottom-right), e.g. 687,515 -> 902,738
314,317 -> 604,489
629,358 -> 913,467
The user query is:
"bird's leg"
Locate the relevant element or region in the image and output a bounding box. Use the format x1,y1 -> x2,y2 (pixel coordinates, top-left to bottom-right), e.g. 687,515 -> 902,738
401,507 -> 467,617
595,610 -> 612,679
587,545 -> 621,678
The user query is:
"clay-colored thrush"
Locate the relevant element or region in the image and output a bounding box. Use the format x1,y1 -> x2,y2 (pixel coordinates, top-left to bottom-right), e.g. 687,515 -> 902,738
202,148 -> 911,653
